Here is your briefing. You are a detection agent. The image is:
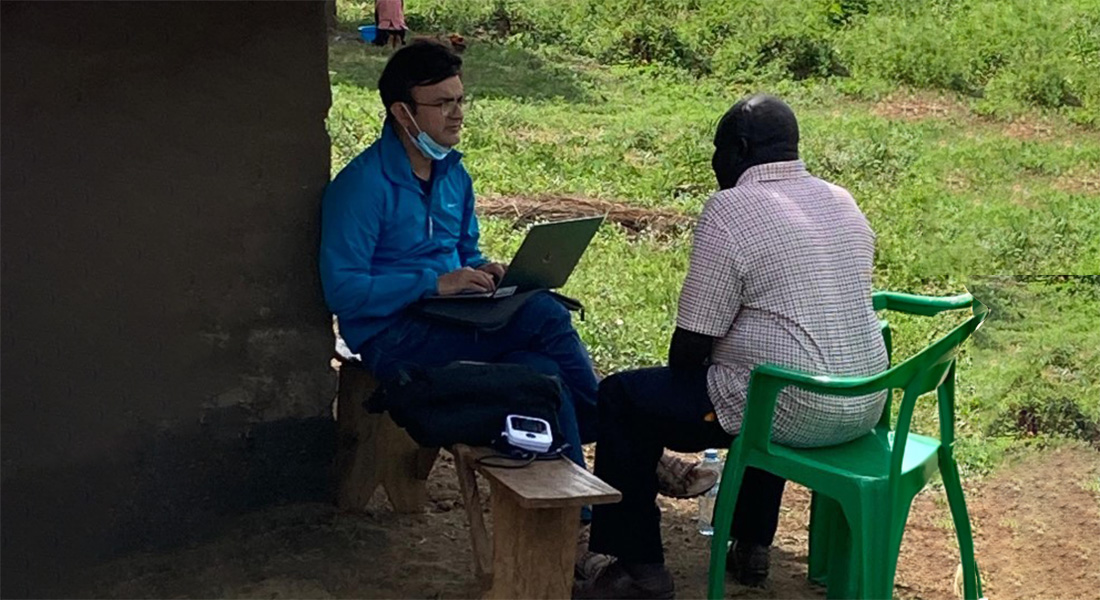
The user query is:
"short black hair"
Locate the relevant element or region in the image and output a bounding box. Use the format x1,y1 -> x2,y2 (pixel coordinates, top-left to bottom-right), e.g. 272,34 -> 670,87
714,94 -> 798,152
378,40 -> 463,116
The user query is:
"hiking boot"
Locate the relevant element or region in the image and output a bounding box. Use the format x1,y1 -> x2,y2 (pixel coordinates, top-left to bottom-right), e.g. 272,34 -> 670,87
575,523 -> 614,582
573,561 -> 675,599
726,540 -> 770,587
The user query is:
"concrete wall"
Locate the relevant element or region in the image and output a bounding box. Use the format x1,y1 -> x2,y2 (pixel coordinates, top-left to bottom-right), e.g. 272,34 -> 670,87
1,2 -> 335,595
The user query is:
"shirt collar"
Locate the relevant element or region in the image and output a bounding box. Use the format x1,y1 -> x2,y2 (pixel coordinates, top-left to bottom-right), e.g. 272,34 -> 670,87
736,160 -> 809,186
379,119 -> 463,192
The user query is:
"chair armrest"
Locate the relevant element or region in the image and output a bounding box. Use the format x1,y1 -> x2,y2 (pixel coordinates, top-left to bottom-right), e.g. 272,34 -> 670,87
872,291 -> 973,316
738,364 -> 888,454
752,363 -> 885,396
738,293 -> 977,454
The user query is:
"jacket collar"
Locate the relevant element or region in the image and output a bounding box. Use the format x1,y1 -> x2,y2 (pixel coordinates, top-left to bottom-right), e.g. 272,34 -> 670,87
379,119 -> 463,193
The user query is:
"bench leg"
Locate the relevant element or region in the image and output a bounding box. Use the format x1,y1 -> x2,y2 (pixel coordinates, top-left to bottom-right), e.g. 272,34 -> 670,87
335,368 -> 437,513
486,481 -> 579,600
385,442 -> 439,513
454,447 -> 494,591
335,369 -> 378,510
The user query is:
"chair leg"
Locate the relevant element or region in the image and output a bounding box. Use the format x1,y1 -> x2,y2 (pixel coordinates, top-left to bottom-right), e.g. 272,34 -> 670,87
940,450 -> 983,599
881,496 -> 916,600
809,494 -> 858,600
826,493 -> 913,600
706,451 -> 748,600
808,492 -> 844,585
849,497 -> 894,600
825,512 -> 855,600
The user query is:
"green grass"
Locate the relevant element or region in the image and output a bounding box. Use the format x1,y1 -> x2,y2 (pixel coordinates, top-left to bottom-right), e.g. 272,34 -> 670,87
328,1 -> 1100,473
339,0 -> 1100,125
330,41 -> 1100,277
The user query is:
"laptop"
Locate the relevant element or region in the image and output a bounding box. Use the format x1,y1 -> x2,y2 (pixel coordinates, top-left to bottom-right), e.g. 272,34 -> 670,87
426,214 -> 604,300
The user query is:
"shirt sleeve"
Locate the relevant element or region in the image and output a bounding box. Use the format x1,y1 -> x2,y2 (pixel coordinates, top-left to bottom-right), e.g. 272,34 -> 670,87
319,170 -> 437,321
676,206 -> 745,337
457,174 -> 488,268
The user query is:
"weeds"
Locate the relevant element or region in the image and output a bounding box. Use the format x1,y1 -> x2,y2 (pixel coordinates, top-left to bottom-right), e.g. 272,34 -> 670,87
329,1 -> 1100,472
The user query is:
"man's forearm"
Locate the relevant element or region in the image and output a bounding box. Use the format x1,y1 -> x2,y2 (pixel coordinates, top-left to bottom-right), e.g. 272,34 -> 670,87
668,327 -> 715,369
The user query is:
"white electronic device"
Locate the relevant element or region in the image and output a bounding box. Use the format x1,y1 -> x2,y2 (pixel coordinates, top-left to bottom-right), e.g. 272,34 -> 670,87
502,414 -> 554,453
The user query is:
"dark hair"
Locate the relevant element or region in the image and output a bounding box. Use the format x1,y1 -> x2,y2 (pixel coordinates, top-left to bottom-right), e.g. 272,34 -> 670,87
378,40 -> 463,117
713,94 -> 798,154
712,94 -> 799,189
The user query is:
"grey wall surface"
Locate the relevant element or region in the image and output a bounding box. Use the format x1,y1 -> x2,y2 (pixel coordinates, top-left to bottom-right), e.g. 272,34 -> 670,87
1,2 -> 335,595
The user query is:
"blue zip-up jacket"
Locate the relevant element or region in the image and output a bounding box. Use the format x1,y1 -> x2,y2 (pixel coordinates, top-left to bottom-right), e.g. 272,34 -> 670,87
320,121 -> 487,353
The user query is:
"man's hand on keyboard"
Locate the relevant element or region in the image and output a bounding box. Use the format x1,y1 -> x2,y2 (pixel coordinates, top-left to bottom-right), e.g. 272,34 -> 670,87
437,267 -> 496,296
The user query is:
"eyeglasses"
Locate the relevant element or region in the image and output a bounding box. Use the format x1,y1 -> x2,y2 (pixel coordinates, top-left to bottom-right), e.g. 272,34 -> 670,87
414,95 -> 468,116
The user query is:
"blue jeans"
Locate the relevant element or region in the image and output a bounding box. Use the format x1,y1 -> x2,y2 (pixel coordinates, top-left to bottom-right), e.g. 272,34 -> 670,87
358,292 -> 599,516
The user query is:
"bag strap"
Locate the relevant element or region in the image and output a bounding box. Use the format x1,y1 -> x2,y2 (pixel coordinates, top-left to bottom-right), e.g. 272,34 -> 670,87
547,291 -> 585,321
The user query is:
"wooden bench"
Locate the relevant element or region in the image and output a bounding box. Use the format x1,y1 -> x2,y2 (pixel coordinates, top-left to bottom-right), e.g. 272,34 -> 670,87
333,362 -> 439,513
333,363 -> 622,599
452,444 -> 621,598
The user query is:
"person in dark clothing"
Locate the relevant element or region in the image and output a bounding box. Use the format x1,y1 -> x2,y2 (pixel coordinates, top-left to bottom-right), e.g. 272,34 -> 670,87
576,94 -> 888,599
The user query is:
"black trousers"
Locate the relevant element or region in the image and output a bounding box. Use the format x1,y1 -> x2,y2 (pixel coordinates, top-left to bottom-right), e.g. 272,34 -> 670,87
588,367 -> 787,564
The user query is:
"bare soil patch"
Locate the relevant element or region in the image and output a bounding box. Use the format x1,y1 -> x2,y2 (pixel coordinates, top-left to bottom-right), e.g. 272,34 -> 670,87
479,195 -> 694,237
66,445 -> 1098,599
869,92 -> 1084,145
1053,170 -> 1100,195
1002,119 -> 1056,141
872,92 -> 966,122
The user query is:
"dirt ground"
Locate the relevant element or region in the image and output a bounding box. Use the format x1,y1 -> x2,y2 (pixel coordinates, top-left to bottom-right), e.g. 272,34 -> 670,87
478,196 -> 694,237
66,444 -> 1098,599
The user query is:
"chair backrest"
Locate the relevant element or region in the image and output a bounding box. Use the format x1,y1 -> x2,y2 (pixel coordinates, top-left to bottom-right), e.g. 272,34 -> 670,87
879,298 -> 987,488
738,294 -> 989,487
872,291 -> 974,429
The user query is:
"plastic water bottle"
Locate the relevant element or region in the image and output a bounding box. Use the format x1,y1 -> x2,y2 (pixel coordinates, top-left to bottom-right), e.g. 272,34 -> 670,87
697,449 -> 722,536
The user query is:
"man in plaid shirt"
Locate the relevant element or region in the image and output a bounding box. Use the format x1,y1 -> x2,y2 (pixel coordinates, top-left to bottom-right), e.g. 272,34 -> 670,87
577,95 -> 889,599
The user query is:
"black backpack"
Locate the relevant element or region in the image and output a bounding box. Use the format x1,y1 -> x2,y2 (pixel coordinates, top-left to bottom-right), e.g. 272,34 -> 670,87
366,361 -> 565,449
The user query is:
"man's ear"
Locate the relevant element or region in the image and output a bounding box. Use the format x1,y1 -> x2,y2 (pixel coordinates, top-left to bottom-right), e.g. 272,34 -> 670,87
390,101 -> 415,129
738,136 -> 750,158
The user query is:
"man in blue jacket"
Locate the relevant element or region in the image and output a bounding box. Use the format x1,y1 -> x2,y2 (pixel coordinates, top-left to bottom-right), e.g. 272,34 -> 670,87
319,41 -> 598,485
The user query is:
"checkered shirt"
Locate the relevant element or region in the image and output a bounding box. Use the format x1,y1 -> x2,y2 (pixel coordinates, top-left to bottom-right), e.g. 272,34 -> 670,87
677,160 -> 888,447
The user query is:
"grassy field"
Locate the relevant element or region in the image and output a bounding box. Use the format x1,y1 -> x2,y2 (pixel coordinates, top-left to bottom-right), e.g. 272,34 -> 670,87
328,1 -> 1099,474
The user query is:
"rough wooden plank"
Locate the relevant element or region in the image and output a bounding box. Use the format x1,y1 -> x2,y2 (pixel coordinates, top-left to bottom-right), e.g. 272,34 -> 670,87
335,367 -> 383,511
381,423 -> 435,512
461,446 -> 621,509
486,479 -> 580,600
334,366 -> 435,513
453,444 -> 494,591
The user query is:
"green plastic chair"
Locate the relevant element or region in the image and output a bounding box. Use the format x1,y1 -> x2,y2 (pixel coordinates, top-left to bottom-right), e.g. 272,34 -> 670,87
706,292 -> 988,600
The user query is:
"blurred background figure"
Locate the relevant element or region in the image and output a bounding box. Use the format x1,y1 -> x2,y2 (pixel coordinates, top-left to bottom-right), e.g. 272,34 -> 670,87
374,0 -> 407,49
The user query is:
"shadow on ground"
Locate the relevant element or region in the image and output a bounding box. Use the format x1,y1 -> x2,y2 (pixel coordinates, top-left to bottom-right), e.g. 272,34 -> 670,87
61,445 -> 1099,599
329,35 -> 593,104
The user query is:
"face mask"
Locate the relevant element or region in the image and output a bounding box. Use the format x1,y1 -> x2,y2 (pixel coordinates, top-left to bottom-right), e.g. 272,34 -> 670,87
400,104 -> 453,160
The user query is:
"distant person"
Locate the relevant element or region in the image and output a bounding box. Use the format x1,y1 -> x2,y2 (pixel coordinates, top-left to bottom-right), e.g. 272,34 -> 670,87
575,95 -> 889,598
374,0 -> 407,49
